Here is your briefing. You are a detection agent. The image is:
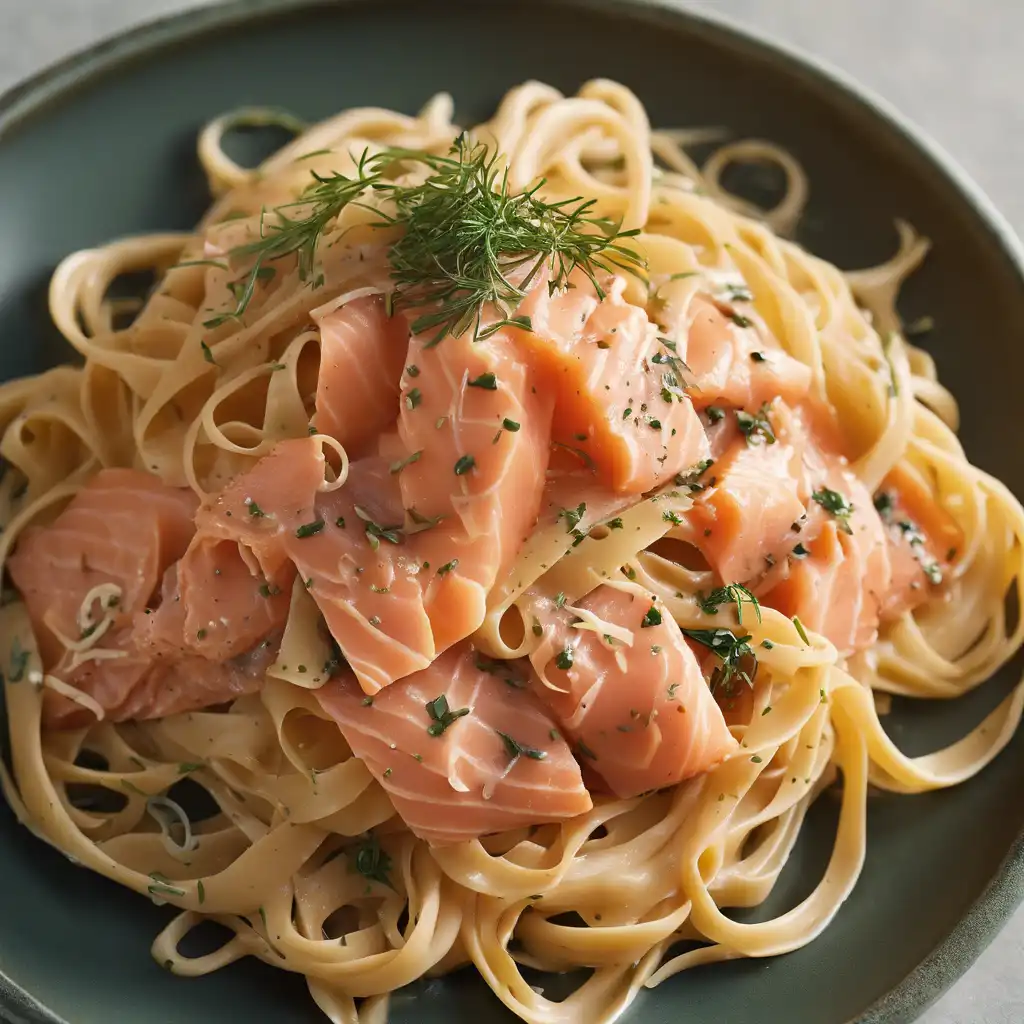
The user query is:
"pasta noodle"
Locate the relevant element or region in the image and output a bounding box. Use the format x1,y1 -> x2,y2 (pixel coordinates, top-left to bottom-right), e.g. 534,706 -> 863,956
0,80 -> 1021,1024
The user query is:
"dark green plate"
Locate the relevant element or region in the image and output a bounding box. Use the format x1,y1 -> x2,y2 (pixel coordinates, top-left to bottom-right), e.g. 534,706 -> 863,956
0,2 -> 1022,1022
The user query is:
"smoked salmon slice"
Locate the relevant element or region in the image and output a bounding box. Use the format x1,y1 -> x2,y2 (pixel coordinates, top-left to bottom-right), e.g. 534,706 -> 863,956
529,583 -> 738,799
200,312 -> 553,692
516,273 -> 709,495
6,469 -> 259,727
135,537 -> 294,663
42,638 -> 260,729
761,469 -> 891,655
7,468 -> 198,666
186,440 -> 437,692
682,295 -> 812,412
313,295 -> 410,456
681,402 -> 810,583
874,462 -> 961,620
316,642 -> 592,845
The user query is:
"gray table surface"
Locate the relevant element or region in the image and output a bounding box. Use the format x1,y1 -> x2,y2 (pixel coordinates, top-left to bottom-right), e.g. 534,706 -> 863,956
0,1 -> 1020,1022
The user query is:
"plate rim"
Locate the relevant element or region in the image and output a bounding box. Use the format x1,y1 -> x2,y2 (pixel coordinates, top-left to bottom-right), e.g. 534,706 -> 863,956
0,2 -> 1022,1023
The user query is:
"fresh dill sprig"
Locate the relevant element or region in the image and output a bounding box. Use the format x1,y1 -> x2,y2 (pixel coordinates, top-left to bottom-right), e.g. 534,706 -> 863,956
208,134 -> 646,343
378,136 -> 645,343
204,147 -> 385,328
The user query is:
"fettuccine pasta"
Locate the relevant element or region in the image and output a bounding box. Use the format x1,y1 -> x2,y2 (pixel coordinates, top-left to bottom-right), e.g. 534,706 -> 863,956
0,81 -> 1020,1024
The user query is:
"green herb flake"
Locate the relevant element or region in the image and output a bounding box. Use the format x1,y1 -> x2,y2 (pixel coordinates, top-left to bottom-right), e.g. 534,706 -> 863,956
389,450 -> 423,474
295,518 -> 326,539
557,502 -> 587,534
405,387 -> 422,409
681,627 -> 757,696
349,832 -> 392,888
454,454 -> 476,476
467,372 -> 498,390
425,694 -> 471,736
641,605 -> 662,628
696,583 -> 762,625
498,731 -> 548,762
735,403 -> 776,446
812,487 -> 854,534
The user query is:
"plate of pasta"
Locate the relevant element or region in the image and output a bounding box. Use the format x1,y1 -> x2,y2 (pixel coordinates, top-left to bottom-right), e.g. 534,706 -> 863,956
0,2 -> 1022,1024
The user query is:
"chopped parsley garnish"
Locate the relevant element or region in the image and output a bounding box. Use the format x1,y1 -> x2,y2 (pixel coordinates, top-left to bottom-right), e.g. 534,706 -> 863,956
200,341 -> 217,366
735,403 -> 776,445
247,500 -> 266,518
353,505 -> 403,550
697,583 -> 762,625
454,454 -> 476,475
554,592 -> 567,609
641,605 -> 662,628
706,405 -> 725,424
812,487 -> 854,534
792,542 -> 810,558
558,502 -> 587,534
425,694 -> 471,736
873,491 -> 894,520
468,372 -> 497,390
349,833 -> 392,887
502,417 -> 521,432
682,627 -> 756,696
405,387 -> 422,409
295,518 -> 325,538
258,582 -> 281,598
555,647 -> 574,670
761,639 -> 774,650
389,450 -> 423,474
606,517 -> 624,530
406,364 -> 420,377
674,458 -> 715,490
729,313 -> 753,328
662,510 -> 684,526
497,731 -> 548,762
335,516 -> 346,528
436,558 -> 459,576
750,351 -> 766,362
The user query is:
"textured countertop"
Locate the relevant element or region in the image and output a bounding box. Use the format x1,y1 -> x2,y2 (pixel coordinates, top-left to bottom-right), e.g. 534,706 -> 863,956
0,2 -> 1021,1022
